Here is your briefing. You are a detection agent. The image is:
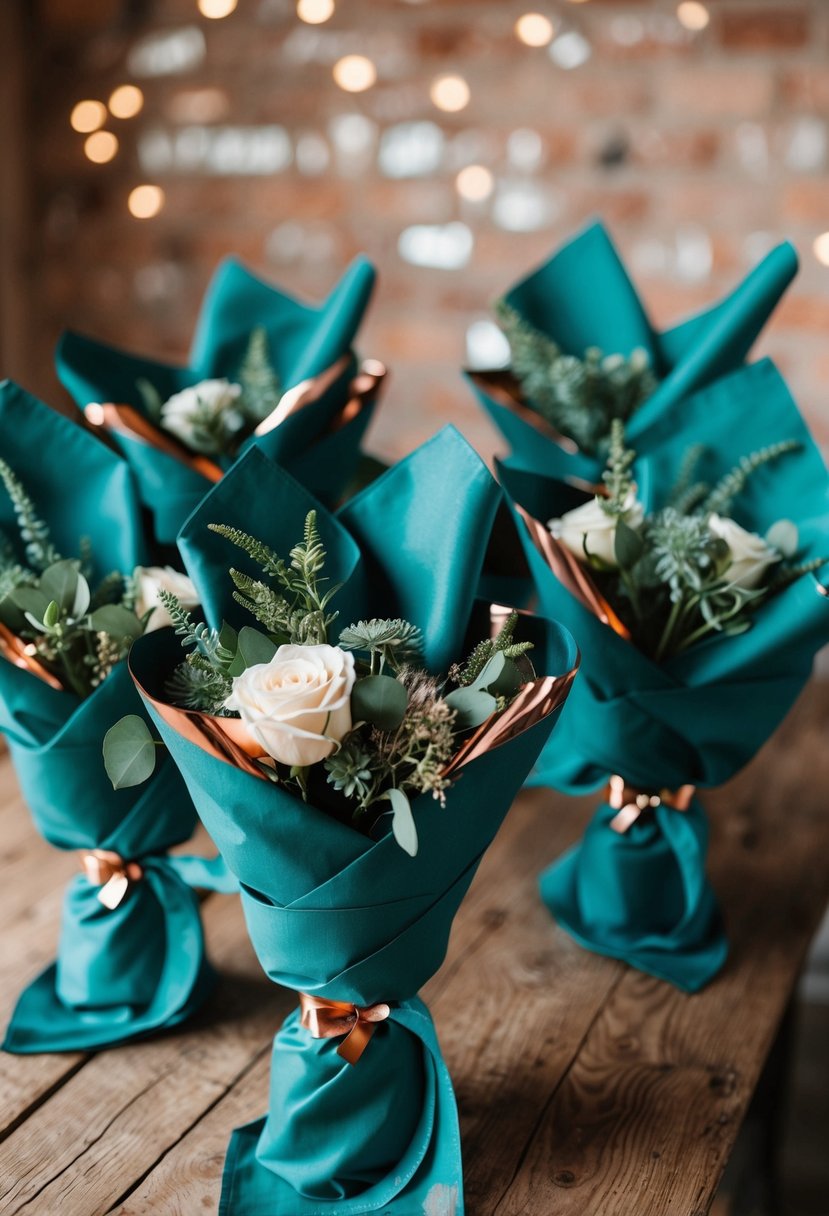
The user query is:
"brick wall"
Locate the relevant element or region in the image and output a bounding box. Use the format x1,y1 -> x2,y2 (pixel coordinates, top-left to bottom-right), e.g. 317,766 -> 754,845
17,0 -> 829,463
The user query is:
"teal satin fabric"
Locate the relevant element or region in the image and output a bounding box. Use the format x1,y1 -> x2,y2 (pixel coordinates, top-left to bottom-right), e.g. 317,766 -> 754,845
499,360 -> 829,992
55,257 -> 378,544
131,428 -> 579,1214
0,383 -> 228,1052
469,220 -> 797,485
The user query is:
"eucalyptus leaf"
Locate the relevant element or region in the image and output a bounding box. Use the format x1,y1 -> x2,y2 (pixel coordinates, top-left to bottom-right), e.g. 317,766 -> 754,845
614,518 -> 644,569
237,625 -> 278,668
40,560 -> 80,613
103,714 -> 157,789
385,787 -> 418,857
470,650 -> 505,692
444,685 -> 498,730
10,586 -> 51,622
351,674 -> 408,731
765,519 -> 798,558
485,655 -> 524,698
88,603 -> 144,640
219,620 -> 238,654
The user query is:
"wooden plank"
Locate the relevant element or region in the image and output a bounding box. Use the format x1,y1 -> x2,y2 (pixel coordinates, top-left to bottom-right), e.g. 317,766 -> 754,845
491,684 -> 829,1215
0,890 -> 290,1214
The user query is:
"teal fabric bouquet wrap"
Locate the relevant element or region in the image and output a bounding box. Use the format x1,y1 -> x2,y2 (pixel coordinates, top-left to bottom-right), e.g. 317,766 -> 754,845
498,359 -> 829,992
0,381 -> 229,1054
469,220 -> 797,487
129,427 -> 579,1214
56,256 -> 380,546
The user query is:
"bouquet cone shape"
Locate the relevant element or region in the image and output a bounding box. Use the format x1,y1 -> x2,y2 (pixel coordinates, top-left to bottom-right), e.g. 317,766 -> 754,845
469,220 -> 797,487
56,256 -> 381,545
498,360 -> 829,992
0,381 -> 231,1053
130,426 -> 579,1213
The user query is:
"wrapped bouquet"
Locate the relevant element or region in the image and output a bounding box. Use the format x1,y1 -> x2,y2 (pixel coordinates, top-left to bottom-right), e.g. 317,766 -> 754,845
117,427 -> 579,1213
498,359 -> 829,991
468,220 -> 797,487
0,382 -> 230,1054
56,255 -> 383,546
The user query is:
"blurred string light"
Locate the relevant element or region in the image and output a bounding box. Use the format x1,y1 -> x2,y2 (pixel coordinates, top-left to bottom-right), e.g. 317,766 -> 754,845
333,55 -> 377,93
297,0 -> 335,23
549,30 -> 591,68
515,13 -> 555,47
84,131 -> 119,163
430,75 -> 470,113
813,232 -> 829,267
466,320 -> 511,370
109,84 -> 144,119
128,27 -> 206,76
128,184 -> 165,218
398,222 -> 473,270
456,164 -> 494,202
197,0 -> 237,17
676,2 -> 710,30
70,100 -> 106,133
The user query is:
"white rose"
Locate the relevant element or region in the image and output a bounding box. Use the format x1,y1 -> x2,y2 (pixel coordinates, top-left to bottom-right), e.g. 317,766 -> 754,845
160,378 -> 243,455
708,514 -> 781,590
224,643 -> 356,768
134,566 -> 200,632
549,491 -> 644,567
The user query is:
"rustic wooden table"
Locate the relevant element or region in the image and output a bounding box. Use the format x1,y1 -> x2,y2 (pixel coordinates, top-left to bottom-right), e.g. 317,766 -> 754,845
1,683 -> 828,1216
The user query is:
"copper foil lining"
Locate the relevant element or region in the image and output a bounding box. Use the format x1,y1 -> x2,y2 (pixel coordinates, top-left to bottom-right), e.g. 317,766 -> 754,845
0,622 -> 65,690
606,774 -> 696,834
516,505 -> 631,641
298,992 -> 390,1065
85,357 -> 387,481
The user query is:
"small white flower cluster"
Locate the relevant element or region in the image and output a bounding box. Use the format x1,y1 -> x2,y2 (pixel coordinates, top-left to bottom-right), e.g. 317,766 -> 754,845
160,379 -> 244,456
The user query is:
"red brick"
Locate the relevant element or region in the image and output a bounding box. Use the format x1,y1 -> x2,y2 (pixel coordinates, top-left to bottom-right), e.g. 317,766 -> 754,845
659,65 -> 774,116
719,8 -> 810,52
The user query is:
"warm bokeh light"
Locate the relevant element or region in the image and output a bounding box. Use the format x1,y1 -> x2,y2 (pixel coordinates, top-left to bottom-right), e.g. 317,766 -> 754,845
456,164 -> 495,202
84,131 -> 119,163
332,55 -> 377,93
430,74 -> 470,113
108,84 -> 144,119
515,13 -> 555,47
813,232 -> 829,267
70,100 -> 106,133
197,0 -> 237,17
676,1 -> 710,30
297,0 -> 335,23
128,184 -> 165,219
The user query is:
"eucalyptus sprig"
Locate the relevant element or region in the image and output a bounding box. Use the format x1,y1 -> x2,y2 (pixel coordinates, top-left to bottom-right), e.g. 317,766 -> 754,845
495,300 -> 657,455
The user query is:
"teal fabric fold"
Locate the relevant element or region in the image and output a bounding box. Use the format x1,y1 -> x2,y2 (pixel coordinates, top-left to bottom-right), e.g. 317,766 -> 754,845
55,257 -> 378,544
0,383 -> 220,1052
132,428 -> 579,1214
497,360 -> 829,992
470,220 -> 797,483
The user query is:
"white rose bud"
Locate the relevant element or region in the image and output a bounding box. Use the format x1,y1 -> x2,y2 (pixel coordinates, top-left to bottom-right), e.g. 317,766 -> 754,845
708,514 -> 781,590
134,566 -> 200,632
549,491 -> 644,568
225,644 -> 356,768
160,378 -> 243,455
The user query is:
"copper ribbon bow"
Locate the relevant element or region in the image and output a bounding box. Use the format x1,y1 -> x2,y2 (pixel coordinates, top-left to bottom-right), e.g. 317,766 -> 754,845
606,775 -> 696,834
80,849 -> 144,910
298,993 -> 391,1065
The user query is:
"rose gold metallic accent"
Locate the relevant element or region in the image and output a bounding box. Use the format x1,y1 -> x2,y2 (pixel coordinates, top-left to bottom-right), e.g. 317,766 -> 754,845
606,774 -> 696,833
467,368 -> 580,454
516,505 -> 632,641
80,848 -> 144,909
298,992 -> 390,1065
254,354 -> 352,436
84,402 -> 224,483
0,622 -> 65,690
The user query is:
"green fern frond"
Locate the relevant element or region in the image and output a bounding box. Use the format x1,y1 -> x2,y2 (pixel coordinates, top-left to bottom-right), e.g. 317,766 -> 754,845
458,610 -> 534,685
238,327 -> 282,423
0,459 -> 61,572
208,523 -> 287,580
702,440 -> 800,517
600,419 -> 636,517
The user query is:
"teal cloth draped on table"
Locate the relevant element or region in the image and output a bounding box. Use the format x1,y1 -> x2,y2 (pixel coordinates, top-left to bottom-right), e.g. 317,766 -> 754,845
131,427 -> 579,1214
469,220 -> 798,486
55,256 -> 378,545
0,381 -> 232,1053
497,360 -> 829,992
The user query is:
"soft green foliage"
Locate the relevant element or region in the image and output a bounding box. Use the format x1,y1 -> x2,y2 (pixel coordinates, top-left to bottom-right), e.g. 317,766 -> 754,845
600,419 -> 636,518
165,656 -> 233,712
496,300 -> 658,455
0,459 -> 61,572
455,610 -> 533,686
338,618 -> 424,673
103,714 -> 157,789
238,327 -> 282,423
136,377 -> 164,423
701,440 -> 800,517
